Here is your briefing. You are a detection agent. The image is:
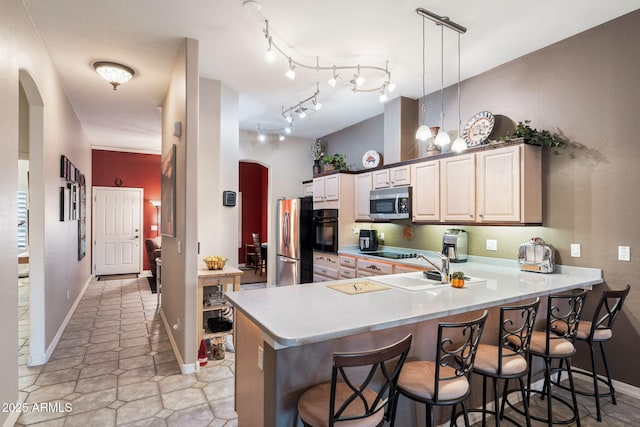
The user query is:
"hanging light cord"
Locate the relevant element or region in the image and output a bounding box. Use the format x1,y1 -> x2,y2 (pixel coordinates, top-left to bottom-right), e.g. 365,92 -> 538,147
457,32 -> 461,135
421,16 -> 426,126
439,24 -> 445,129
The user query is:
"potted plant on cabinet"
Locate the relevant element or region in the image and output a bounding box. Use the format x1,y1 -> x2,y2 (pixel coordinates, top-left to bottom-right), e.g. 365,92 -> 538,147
310,140 -> 327,176
450,271 -> 466,288
321,153 -> 349,172
501,120 -> 565,155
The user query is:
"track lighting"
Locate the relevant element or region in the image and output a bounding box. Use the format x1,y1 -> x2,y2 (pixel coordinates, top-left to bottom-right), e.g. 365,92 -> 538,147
284,126 -> 292,134
265,37 -> 276,62
255,123 -> 291,142
379,90 -> 388,103
328,67 -> 339,87
258,132 -> 266,142
278,134 -> 285,141
451,32 -> 468,153
286,59 -> 296,79
353,66 -> 365,87
313,98 -> 322,111
415,16 -> 432,141
387,82 -> 396,93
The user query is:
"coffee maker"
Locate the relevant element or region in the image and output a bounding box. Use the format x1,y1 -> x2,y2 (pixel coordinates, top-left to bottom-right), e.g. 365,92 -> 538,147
442,229 -> 468,262
359,229 -> 379,252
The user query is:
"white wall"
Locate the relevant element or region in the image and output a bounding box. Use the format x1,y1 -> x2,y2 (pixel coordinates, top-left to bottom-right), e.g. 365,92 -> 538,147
1,0 -> 92,423
198,78 -> 239,265
239,131 -> 314,285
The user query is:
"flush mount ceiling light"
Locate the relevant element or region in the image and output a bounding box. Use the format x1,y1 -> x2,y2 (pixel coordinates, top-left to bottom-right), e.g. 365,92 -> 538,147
93,61 -> 135,90
242,0 -> 262,13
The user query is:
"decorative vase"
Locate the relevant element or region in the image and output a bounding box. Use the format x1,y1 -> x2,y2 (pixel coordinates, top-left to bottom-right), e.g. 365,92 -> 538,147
313,160 -> 322,176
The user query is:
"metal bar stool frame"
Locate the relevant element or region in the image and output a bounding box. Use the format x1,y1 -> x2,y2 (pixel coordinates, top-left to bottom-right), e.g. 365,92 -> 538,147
553,284 -> 630,421
390,311 -> 488,427
458,298 -> 540,427
297,334 -> 412,427
505,289 -> 587,427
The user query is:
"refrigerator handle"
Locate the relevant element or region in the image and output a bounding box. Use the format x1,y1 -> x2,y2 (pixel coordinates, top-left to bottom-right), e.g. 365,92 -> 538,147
279,256 -> 297,264
283,212 -> 290,248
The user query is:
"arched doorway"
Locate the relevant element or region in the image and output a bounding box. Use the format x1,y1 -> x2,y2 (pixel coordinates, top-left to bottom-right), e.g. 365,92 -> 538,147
18,70 -> 46,366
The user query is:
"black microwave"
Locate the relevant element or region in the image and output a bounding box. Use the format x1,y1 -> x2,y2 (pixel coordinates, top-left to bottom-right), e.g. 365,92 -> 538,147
369,186 -> 411,220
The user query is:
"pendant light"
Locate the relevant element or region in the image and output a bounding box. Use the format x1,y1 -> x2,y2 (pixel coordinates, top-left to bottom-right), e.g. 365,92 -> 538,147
415,16 -> 432,141
451,32 -> 468,153
434,24 -> 450,147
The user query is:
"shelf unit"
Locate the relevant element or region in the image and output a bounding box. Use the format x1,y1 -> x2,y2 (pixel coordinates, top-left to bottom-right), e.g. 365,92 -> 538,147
197,265 -> 243,345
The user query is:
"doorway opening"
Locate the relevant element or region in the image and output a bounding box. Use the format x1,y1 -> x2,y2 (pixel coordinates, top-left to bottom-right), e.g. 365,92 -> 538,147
239,161 -> 268,283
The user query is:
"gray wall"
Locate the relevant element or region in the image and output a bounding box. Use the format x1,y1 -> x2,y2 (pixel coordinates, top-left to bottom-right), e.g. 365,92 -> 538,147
319,114 -> 384,171
329,10 -> 640,386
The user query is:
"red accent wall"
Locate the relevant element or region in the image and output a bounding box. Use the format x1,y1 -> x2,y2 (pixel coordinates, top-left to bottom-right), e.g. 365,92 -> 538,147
239,162 -> 268,262
92,150 -> 161,270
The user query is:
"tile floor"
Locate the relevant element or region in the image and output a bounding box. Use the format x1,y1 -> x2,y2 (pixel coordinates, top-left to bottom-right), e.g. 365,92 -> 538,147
16,276 -> 640,426
16,276 -> 264,427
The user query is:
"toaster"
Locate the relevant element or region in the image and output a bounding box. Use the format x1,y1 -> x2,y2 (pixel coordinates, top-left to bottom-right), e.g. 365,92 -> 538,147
517,237 -> 555,273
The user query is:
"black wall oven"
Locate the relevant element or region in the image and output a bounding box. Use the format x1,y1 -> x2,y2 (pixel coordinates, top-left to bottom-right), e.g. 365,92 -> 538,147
312,209 -> 338,253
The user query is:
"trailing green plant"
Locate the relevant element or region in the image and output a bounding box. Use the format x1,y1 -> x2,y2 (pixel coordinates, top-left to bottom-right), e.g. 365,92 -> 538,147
321,153 -> 349,171
501,120 -> 564,155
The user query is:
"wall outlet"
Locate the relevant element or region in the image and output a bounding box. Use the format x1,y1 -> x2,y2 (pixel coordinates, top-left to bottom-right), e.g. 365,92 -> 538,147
618,246 -> 631,262
151,225 -> 158,231
379,232 -> 385,242
486,239 -> 498,251
257,345 -> 264,370
570,243 -> 581,257
352,227 -> 360,235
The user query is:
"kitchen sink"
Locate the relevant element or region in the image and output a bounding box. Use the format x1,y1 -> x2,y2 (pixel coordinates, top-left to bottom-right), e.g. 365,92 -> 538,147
370,271 -> 486,291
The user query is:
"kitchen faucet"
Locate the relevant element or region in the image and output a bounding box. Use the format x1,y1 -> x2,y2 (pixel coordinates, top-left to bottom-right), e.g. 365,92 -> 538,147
416,252 -> 450,284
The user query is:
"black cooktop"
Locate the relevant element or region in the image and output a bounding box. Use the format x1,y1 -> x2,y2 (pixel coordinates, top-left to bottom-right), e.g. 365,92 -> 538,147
363,251 -> 418,259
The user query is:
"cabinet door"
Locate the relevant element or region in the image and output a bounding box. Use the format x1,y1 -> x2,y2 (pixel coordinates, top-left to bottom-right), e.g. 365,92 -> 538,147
394,263 -> 424,274
476,145 -> 520,222
312,177 -> 325,202
441,154 -> 475,222
372,169 -> 390,189
324,175 -> 340,201
302,182 -> 313,197
391,165 -> 411,187
355,173 -> 372,220
411,161 -> 440,222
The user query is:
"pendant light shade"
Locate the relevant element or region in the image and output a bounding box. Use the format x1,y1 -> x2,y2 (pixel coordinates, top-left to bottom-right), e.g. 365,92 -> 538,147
415,16 -> 432,141
435,128 -> 451,146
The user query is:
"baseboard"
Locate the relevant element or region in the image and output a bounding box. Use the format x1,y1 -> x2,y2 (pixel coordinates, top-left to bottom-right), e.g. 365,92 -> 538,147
3,412 -> 20,427
159,307 -> 197,375
28,276 -> 91,366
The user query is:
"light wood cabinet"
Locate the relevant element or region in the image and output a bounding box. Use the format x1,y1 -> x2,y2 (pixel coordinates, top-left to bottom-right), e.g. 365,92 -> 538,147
355,172 -> 372,220
393,263 -> 424,274
440,153 -> 476,222
411,160 -> 440,222
339,255 -> 357,279
313,175 -> 339,203
372,165 -> 411,189
302,181 -> 313,197
313,251 -> 339,282
357,258 -> 394,277
476,144 -> 541,223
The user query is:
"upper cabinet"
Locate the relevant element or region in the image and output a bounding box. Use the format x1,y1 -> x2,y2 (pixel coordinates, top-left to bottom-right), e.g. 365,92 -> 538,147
313,173 -> 355,214
440,153 -> 476,222
355,172 -> 372,221
302,181 -> 313,197
411,161 -> 440,222
476,144 -> 541,224
313,174 -> 339,204
372,165 -> 411,189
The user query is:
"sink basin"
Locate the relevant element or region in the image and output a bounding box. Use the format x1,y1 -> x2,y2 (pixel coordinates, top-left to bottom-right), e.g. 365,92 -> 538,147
370,271 -> 486,291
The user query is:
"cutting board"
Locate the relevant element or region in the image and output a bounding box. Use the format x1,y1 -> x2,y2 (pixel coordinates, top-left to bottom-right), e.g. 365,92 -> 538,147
327,281 -> 390,295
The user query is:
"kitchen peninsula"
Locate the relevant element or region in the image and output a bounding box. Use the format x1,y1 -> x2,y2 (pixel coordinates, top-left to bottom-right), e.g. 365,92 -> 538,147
226,256 -> 602,427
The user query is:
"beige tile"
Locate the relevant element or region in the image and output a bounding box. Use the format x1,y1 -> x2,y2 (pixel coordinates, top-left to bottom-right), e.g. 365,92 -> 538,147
79,360 -> 119,379
119,328 -> 150,340
155,361 -> 181,377
67,388 -> 117,414
64,407 -> 116,427
75,374 -> 118,394
16,401 -> 70,425
165,403 -> 214,427
153,350 -> 177,365
25,381 -> 76,403
210,396 -> 237,420
85,340 -> 120,355
119,355 -> 154,370
117,380 -> 160,402
89,332 -> 120,344
161,388 -> 207,411
119,344 -> 152,359
116,395 -> 163,425
83,350 -> 118,365
120,336 -> 150,348
117,366 -> 157,386
158,374 -> 197,394
56,336 -> 90,349
35,368 -> 80,386
41,356 -> 84,373
203,377 -> 234,403
195,365 -> 234,383
50,345 -> 87,360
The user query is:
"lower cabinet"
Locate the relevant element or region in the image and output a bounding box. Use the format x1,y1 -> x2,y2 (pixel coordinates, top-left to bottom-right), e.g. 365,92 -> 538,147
339,255 -> 357,279
356,258 -> 394,277
313,251 -> 339,282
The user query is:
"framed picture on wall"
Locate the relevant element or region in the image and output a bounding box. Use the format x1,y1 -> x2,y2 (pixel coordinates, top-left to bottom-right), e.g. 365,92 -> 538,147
161,144 -> 176,237
78,174 -> 86,260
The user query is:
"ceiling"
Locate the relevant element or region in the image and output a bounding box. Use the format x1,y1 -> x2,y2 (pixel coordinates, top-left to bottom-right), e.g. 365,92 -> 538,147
23,0 -> 639,154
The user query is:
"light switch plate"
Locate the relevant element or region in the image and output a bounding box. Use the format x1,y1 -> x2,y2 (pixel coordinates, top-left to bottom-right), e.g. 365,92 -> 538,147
486,239 -> 498,251
570,243 -> 581,257
257,345 -> 264,370
618,246 -> 631,261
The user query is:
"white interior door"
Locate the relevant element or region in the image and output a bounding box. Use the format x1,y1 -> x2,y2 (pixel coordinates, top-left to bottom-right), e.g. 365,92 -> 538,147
93,187 -> 143,275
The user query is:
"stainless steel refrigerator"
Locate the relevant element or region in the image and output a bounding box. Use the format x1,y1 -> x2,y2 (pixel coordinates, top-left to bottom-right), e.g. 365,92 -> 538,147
276,197 -> 313,285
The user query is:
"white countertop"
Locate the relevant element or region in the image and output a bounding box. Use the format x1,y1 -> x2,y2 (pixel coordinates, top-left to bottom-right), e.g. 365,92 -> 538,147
225,254 -> 602,349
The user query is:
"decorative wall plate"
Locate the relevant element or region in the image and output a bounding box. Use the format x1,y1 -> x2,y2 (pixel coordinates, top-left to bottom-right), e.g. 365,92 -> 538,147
463,111 -> 495,146
362,150 -> 381,168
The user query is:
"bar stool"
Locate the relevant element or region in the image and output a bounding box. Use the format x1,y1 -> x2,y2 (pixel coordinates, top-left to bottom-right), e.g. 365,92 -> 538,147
390,311 -> 488,427
297,334 -> 412,427
553,285 -> 630,421
508,290 -> 587,427
463,298 -> 540,427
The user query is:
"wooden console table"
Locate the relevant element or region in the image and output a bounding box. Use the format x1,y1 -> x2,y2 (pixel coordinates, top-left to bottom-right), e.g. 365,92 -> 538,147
197,265 -> 243,344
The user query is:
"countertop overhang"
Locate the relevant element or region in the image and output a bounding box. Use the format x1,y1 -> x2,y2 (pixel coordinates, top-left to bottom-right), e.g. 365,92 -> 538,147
226,256 -> 602,349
